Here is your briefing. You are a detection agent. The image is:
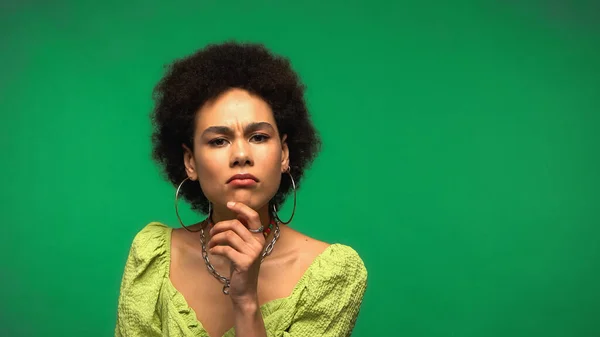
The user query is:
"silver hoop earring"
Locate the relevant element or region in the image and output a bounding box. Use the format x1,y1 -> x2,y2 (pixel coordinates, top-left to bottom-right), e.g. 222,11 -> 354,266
175,176 -> 209,232
272,169 -> 296,225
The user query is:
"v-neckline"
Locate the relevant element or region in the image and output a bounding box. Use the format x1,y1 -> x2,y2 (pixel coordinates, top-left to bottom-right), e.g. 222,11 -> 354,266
164,225 -> 336,337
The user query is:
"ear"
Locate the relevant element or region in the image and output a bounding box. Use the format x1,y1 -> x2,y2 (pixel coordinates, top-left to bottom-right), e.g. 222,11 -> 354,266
182,143 -> 198,180
280,134 -> 290,172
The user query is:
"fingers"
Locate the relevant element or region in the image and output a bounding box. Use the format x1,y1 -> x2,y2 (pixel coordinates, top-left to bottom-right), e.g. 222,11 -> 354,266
208,220 -> 262,271
208,245 -> 248,268
207,202 -> 266,269
208,226 -> 248,252
210,219 -> 259,244
226,201 -> 263,235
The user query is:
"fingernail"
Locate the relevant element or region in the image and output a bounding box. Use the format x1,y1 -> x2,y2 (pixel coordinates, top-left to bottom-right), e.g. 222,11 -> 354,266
227,201 -> 236,207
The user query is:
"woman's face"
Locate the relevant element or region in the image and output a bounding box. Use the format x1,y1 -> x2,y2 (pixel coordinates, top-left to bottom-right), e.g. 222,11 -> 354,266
183,88 -> 289,211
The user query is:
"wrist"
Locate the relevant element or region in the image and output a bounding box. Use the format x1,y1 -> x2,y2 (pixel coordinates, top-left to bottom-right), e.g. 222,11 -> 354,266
232,295 -> 259,314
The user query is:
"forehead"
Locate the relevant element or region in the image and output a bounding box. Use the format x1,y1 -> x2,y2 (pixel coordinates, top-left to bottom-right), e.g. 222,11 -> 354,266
195,88 -> 276,128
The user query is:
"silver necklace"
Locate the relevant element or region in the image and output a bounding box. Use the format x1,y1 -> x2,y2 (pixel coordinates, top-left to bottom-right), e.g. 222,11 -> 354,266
199,220 -> 281,295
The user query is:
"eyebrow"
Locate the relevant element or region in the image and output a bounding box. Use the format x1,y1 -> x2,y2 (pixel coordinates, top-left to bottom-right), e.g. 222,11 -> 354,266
201,122 -> 276,138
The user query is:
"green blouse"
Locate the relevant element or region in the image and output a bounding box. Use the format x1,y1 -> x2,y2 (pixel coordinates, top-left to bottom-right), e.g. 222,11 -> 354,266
115,222 -> 368,336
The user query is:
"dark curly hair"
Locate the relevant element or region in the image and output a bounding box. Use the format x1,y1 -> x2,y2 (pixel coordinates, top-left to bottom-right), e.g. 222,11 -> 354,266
150,41 -> 321,215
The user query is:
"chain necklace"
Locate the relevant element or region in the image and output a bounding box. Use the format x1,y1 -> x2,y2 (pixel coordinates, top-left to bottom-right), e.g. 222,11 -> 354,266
199,219 -> 281,295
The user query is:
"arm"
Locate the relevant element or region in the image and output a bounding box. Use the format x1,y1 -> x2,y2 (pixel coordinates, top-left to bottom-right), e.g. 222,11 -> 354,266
232,297 -> 268,337
284,246 -> 368,337
114,224 -> 167,337
207,201 -> 270,337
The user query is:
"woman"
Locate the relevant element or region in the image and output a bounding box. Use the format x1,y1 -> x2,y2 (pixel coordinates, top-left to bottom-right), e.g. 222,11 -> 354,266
115,41 -> 368,337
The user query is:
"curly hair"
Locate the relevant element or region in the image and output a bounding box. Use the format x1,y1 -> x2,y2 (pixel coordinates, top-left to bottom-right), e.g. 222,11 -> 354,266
150,41 -> 321,215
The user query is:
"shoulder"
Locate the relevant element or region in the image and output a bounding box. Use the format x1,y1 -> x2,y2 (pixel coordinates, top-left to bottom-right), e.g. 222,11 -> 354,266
116,222 -> 172,335
129,222 -> 171,254
275,226 -> 331,271
311,243 -> 368,284
124,222 -> 172,272
280,226 -> 367,286
170,221 -> 204,251
133,221 -> 171,242
289,240 -> 368,328
117,221 -> 172,300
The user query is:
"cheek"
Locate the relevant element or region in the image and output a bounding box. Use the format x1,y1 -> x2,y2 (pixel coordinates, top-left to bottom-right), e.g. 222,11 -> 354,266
257,145 -> 282,167
194,153 -> 225,201
259,150 -> 284,192
195,152 -> 224,178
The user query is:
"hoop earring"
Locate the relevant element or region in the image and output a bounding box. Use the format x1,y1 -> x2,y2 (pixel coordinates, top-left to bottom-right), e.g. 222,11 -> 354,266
272,169 -> 296,225
175,176 -> 209,232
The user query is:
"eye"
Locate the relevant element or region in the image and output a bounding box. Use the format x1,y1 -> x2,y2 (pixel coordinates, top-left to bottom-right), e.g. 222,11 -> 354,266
208,138 -> 228,147
250,134 -> 270,143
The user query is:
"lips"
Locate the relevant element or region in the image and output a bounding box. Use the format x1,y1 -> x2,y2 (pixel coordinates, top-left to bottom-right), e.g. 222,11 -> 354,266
226,173 -> 259,184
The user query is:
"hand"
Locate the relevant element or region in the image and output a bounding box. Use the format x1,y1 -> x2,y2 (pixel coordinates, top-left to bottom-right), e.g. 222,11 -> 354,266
207,201 -> 265,305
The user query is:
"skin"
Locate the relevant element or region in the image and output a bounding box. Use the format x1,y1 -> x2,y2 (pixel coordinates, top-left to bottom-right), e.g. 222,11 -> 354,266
182,88 -> 290,336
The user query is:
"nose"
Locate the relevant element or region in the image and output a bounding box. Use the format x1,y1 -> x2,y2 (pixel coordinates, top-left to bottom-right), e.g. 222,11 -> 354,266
230,139 -> 254,168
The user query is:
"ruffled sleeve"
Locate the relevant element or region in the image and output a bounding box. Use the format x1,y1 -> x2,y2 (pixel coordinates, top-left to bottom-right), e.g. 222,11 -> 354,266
114,222 -> 171,337
284,244 -> 368,337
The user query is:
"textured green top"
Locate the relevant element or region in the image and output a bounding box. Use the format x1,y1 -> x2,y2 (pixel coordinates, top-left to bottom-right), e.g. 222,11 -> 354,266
115,222 -> 368,337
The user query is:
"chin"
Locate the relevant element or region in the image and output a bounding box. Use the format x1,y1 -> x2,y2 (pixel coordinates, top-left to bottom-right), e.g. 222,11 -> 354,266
227,193 -> 260,209
228,190 -> 273,211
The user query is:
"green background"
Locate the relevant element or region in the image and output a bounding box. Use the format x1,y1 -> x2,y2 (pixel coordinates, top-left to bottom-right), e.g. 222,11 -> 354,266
1,1 -> 599,336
